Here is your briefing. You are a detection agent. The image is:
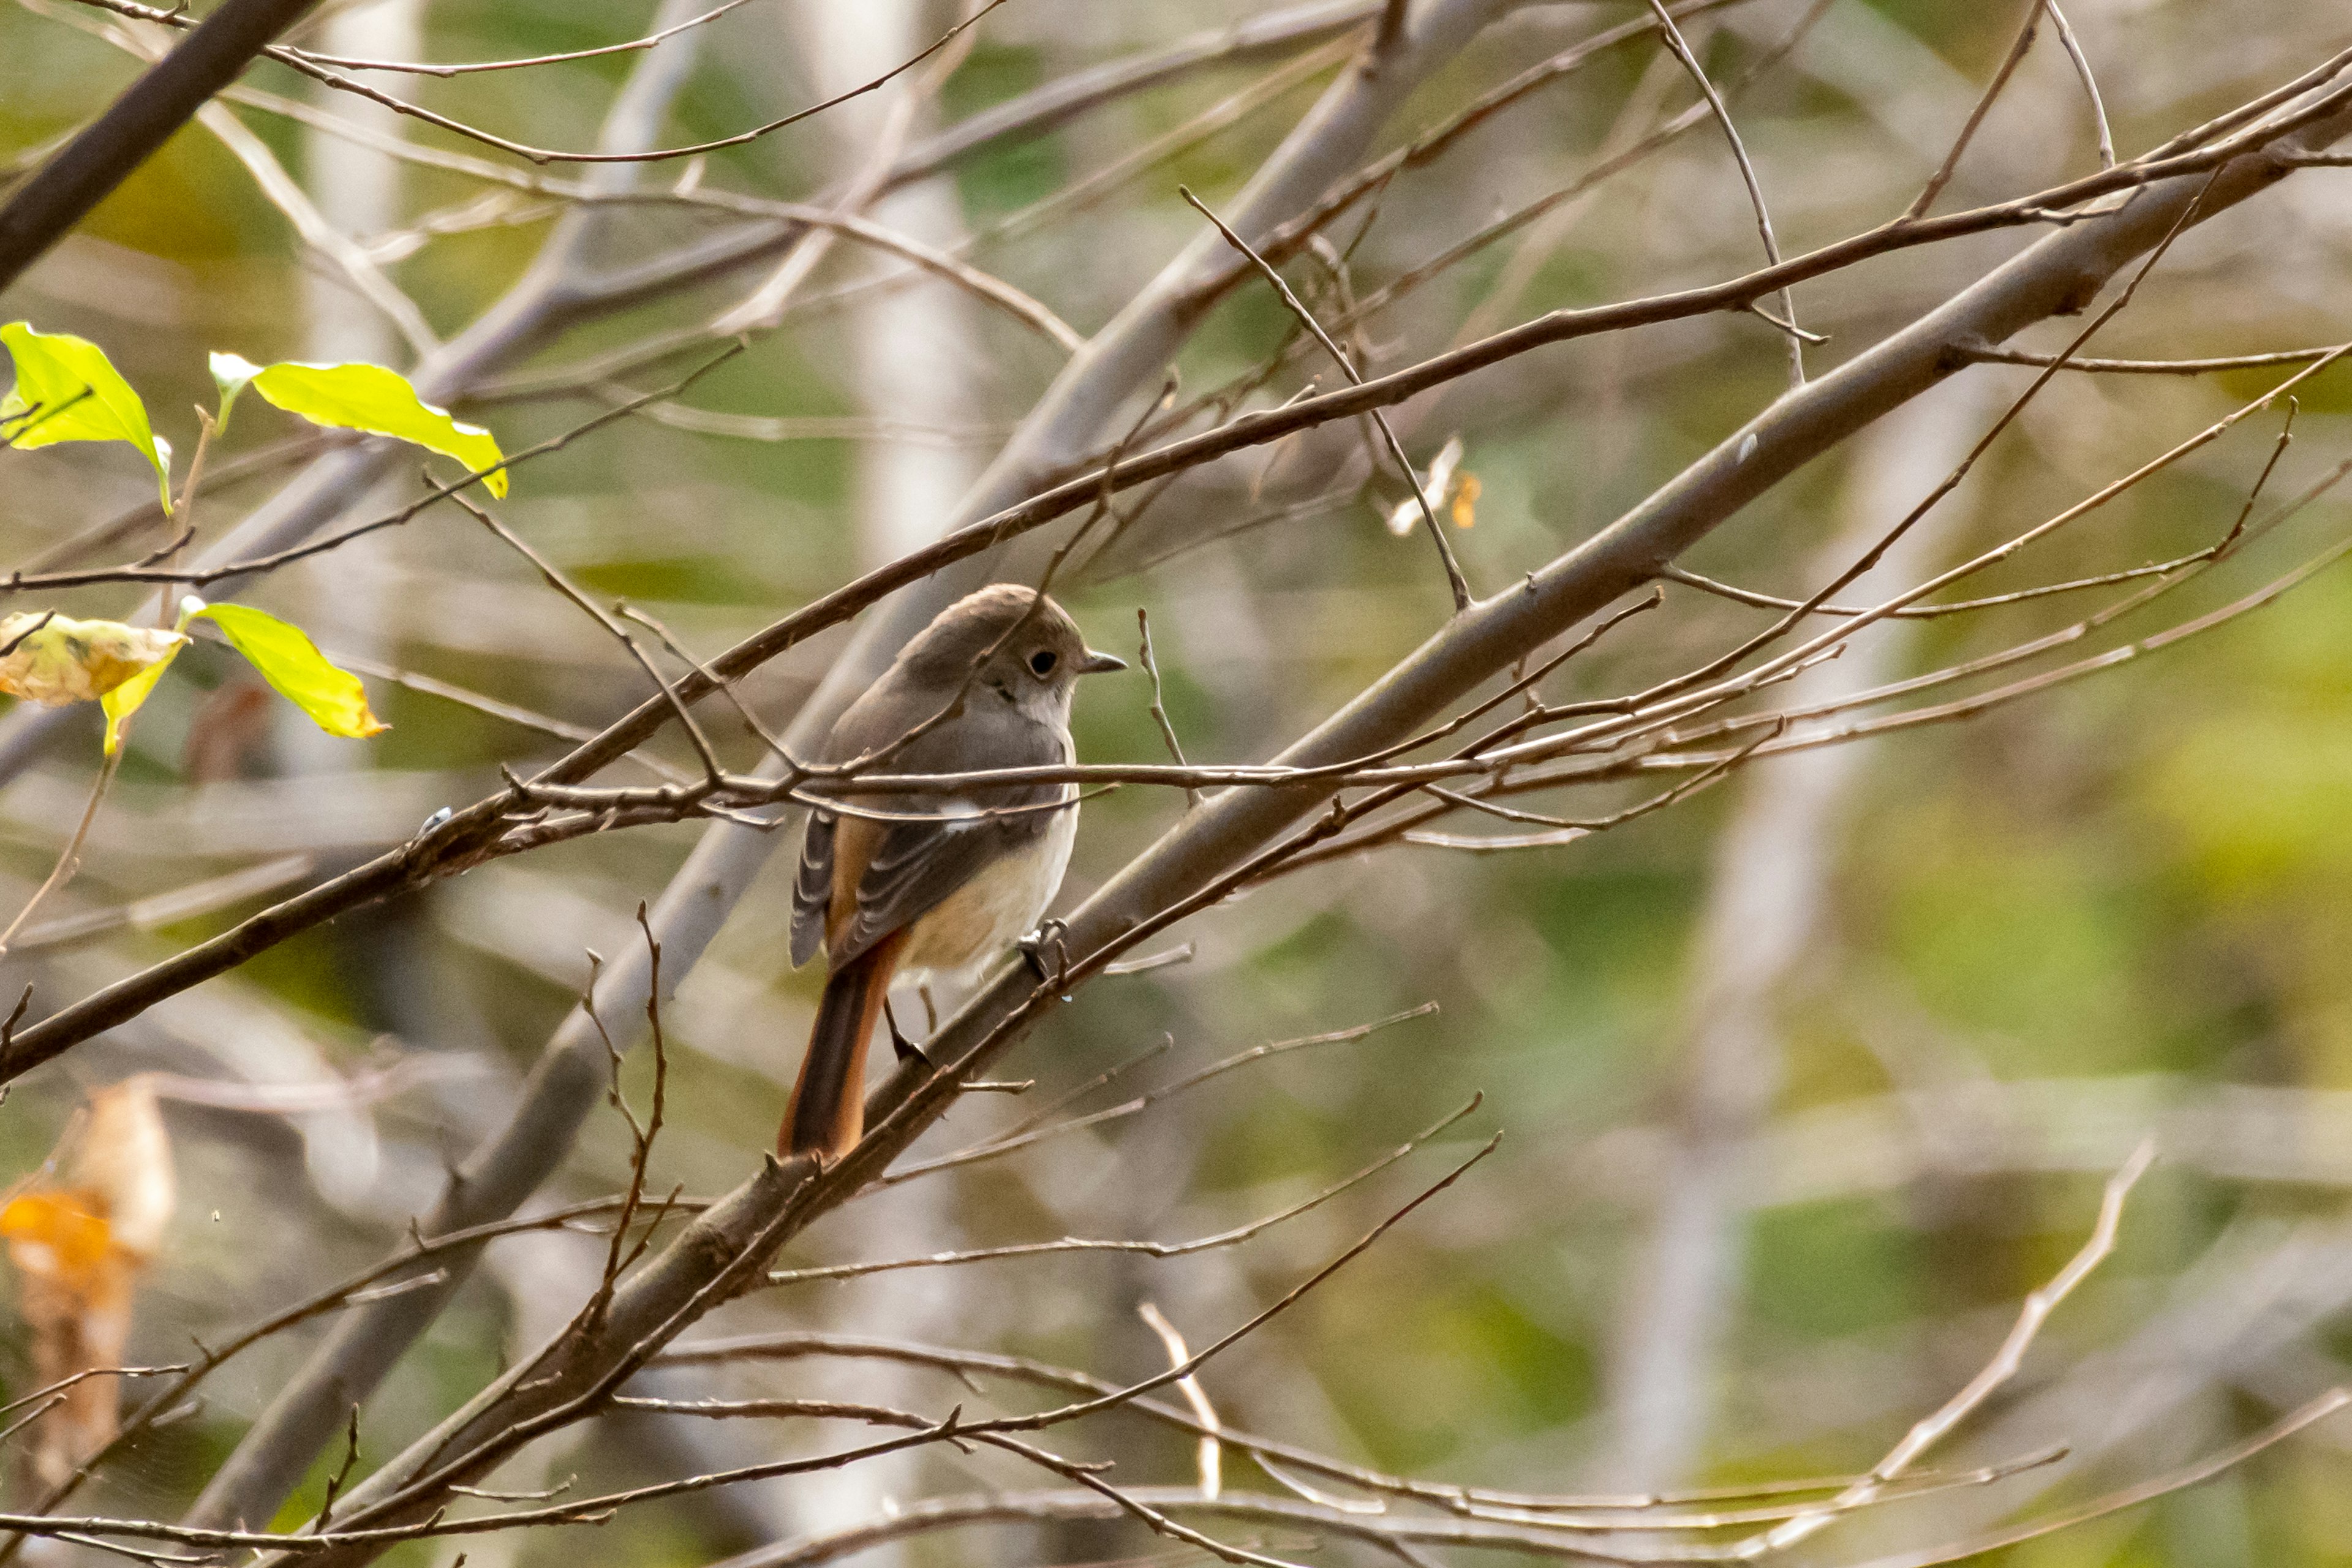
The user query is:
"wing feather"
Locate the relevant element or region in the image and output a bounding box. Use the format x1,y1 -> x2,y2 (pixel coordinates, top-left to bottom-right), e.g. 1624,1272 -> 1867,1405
831,813 -> 1025,965
789,810 -> 835,969
805,669 -> 1071,967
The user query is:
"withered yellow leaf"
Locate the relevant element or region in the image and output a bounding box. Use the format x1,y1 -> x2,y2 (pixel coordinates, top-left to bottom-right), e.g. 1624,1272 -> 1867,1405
0,1077 -> 175,1285
0,612 -> 186,707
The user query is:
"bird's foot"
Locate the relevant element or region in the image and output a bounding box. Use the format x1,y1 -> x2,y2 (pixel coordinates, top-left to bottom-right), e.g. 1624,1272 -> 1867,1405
1017,919 -> 1071,989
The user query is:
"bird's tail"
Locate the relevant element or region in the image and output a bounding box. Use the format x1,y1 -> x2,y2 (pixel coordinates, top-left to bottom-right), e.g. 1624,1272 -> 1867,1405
780,931 -> 907,1160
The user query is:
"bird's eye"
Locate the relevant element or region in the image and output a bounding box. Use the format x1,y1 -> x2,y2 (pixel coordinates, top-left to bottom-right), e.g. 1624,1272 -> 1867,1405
1028,649 -> 1058,677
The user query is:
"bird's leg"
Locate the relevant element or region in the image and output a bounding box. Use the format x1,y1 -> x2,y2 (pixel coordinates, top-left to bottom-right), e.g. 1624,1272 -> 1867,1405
1017,919 -> 1071,989
883,997 -> 929,1066
919,983 -> 939,1035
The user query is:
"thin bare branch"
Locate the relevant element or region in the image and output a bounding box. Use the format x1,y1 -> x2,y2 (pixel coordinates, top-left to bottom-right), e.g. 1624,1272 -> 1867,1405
1641,0 -> 1802,384
1181,184 -> 1471,611
1735,1141 -> 2157,1558
1905,0 -> 2041,219
2041,0 -> 2114,168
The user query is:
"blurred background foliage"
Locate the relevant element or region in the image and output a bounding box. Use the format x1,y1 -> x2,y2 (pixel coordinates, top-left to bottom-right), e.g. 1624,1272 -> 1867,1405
5,0 -> 2352,1564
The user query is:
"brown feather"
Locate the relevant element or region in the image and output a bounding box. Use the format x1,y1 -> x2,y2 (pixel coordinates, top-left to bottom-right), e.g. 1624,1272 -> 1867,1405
780,928 -> 907,1160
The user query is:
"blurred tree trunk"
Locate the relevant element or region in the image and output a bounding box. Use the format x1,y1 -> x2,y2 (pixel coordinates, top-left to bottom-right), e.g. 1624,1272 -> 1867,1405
1600,374 -> 2002,1488
769,1 -> 987,1558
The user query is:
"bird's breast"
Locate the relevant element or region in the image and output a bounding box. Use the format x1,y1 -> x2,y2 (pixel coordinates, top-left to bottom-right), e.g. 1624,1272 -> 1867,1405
900,789 -> 1077,978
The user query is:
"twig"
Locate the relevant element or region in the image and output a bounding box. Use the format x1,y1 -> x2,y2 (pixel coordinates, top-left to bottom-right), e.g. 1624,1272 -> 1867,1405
285,0 -> 755,77
1139,1303 -> 1224,1501
1136,608 -> 1198,807
1959,343 -> 2343,374
772,1097 -> 1480,1284
1403,717 -> 1782,851
1834,1390 -> 2352,1568
1641,0 -> 1803,385
1102,943 -> 1196,976
446,491 -> 725,786
664,1332 -> 2069,1528
0,611 -> 56,658
53,0 -> 1020,170
1905,0 -> 2040,219
1180,184 -> 1472,611
616,604 -> 801,771
309,1409 -> 361,1532
881,1005 -> 1436,1186
1635,165 -> 2238,718
581,914 -> 671,1332
194,99 -> 437,356
2040,0 -> 2113,169
971,1133 -> 1501,1437
1736,1140 -> 2157,1558
0,750 -> 122,958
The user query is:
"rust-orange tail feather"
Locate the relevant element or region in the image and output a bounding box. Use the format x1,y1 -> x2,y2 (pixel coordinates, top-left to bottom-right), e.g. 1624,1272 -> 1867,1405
781,931 -> 906,1159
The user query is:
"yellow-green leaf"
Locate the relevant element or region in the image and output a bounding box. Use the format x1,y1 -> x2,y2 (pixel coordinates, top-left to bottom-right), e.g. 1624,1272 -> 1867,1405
1,323 -> 173,513
192,602 -> 387,739
248,361 -> 507,497
100,652 -> 181,756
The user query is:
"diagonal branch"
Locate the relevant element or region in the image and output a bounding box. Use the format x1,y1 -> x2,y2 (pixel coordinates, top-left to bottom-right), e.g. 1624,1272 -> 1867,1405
1905,0 -> 2041,219
188,77 -> 2352,1568
148,3 -> 1534,1556
9,78 -> 2352,1082
53,0 -> 1019,170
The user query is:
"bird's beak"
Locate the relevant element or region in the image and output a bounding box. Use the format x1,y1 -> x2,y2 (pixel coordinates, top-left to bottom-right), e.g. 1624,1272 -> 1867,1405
1077,648 -> 1128,675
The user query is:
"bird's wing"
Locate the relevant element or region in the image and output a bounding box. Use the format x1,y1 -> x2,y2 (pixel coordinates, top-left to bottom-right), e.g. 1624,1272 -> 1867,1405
830,705 -> 1069,966
828,806 -> 1044,966
789,809 -> 835,970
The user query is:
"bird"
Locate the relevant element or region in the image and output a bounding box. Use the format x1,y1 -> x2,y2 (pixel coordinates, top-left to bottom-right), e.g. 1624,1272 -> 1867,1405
782,584 -> 1125,1160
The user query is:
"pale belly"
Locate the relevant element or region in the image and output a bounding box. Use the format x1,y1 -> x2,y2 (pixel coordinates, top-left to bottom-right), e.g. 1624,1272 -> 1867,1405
899,790 -> 1077,980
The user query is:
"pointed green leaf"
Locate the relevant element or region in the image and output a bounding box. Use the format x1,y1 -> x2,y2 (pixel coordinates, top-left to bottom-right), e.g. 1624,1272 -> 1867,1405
249,361 -> 507,497
209,352 -> 262,435
192,603 -> 387,739
1,323 -> 173,513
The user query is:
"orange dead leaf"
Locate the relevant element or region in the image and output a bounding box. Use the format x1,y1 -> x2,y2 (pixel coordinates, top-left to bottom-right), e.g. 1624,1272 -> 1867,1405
1450,473 -> 1481,528
0,1192 -> 115,1289
2,1079 -> 174,1487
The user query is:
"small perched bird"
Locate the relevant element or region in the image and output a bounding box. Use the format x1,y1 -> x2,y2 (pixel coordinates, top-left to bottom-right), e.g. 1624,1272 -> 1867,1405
783,584 -> 1125,1159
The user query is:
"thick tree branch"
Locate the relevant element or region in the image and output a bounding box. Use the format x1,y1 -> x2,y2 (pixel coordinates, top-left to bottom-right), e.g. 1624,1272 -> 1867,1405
166,2 -> 1536,1555
203,75 -> 2352,1568
6,77 -> 2348,1090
